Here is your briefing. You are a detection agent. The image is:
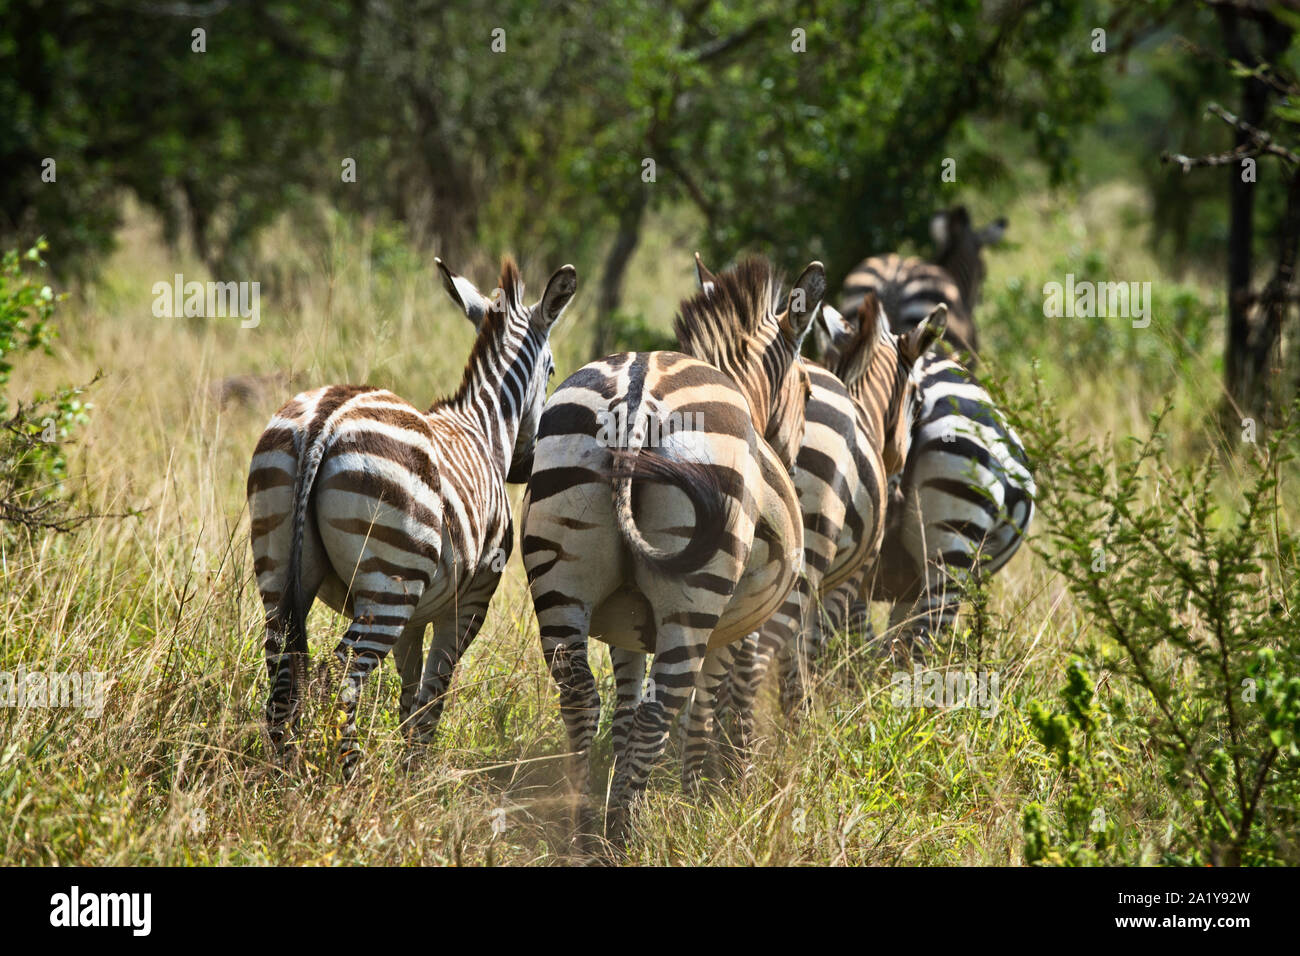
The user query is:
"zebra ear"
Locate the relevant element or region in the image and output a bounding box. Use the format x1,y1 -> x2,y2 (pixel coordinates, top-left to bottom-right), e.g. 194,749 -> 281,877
901,303 -> 947,363
694,252 -> 718,294
929,212 -> 949,250
818,302 -> 851,346
930,206 -> 970,253
533,264 -> 578,332
782,260 -> 826,345
436,257 -> 491,329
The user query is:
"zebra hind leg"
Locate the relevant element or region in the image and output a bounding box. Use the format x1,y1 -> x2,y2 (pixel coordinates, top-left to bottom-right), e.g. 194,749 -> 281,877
680,642 -> 739,796
537,602 -> 602,855
609,648 -> 646,772
330,596 -> 418,780
607,619 -> 712,845
263,614 -> 306,767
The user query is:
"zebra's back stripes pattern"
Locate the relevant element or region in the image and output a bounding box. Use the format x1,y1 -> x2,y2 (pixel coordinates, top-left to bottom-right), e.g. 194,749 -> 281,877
246,257 -> 576,772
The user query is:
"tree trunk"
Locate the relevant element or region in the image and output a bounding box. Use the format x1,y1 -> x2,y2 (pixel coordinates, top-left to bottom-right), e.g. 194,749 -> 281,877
592,192 -> 648,360
1252,165 -> 1300,427
1217,7 -> 1289,423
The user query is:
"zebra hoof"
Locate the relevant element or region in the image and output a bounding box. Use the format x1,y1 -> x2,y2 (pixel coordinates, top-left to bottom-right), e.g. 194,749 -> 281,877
604,804 -> 633,849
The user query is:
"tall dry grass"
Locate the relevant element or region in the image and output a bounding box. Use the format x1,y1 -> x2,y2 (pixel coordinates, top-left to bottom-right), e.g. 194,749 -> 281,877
0,184 -> 1248,864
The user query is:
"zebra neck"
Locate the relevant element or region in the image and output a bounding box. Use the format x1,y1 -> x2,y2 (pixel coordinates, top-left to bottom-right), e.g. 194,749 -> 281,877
736,336 -> 786,432
455,325 -> 534,478
937,252 -> 978,312
860,346 -> 901,456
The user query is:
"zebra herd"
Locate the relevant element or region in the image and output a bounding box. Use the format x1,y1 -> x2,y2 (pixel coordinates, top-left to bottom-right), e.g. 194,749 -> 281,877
245,206 -> 1035,844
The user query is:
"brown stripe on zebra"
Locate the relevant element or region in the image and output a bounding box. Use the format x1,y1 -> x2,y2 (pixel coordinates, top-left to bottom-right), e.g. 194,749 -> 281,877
247,256 -> 577,772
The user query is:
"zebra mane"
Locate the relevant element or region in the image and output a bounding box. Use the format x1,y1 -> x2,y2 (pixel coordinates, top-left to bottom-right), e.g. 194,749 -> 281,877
444,257 -> 528,409
830,291 -> 898,387
673,256 -> 780,376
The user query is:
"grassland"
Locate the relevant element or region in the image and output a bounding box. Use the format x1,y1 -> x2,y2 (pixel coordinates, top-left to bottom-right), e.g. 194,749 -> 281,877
4,178 -> 1285,867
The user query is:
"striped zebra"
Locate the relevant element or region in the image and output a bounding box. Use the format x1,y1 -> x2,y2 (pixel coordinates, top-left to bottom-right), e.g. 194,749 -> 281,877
689,258 -> 889,760
246,257 -> 577,772
755,294 -> 948,721
834,206 -> 1006,365
520,257 -> 821,841
817,303 -> 1034,661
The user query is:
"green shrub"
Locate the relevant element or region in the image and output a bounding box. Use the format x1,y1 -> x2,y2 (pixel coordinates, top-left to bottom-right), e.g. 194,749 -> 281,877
1022,659 -> 1125,865
0,240 -> 94,535
1013,383 -> 1300,865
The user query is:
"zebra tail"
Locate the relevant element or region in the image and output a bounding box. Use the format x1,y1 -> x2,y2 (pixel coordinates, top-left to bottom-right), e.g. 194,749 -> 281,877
276,429 -> 329,658
610,442 -> 726,575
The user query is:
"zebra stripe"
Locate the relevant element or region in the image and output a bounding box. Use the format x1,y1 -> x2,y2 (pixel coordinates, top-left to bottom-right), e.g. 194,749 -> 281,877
247,257 -> 576,772
861,344 -> 1034,657
520,257 -> 822,843
744,293 -> 946,724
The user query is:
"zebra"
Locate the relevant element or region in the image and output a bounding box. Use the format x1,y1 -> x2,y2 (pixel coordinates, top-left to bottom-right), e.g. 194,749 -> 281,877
834,205 -> 1006,365
520,256 -> 822,842
246,257 -> 577,772
757,293 -> 949,722
689,257 -> 894,760
816,301 -> 1034,662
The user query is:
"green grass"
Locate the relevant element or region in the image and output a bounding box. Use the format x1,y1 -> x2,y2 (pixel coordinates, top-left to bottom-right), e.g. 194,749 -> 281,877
1,183 -> 1291,865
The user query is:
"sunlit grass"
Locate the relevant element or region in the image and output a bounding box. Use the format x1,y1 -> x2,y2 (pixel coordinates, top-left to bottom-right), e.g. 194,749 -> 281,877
1,183 -> 1281,865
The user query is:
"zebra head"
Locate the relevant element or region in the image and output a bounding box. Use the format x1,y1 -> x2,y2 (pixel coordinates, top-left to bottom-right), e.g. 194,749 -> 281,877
930,206 -> 1007,314
436,257 -> 577,482
825,294 -> 947,477
687,254 -> 822,474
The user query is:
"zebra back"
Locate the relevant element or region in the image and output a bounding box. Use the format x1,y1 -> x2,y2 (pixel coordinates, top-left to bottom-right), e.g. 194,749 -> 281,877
874,343 -> 1034,602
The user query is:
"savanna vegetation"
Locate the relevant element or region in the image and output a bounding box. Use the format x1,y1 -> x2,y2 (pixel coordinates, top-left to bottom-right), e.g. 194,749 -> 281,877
1,0 -> 1298,866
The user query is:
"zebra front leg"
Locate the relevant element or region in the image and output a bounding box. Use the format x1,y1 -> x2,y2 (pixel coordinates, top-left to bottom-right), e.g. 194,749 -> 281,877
773,579 -> 815,727
537,601 -> 601,853
726,629 -> 782,769
393,621 -> 426,731
714,632 -> 757,779
887,561 -> 966,662
680,642 -> 739,795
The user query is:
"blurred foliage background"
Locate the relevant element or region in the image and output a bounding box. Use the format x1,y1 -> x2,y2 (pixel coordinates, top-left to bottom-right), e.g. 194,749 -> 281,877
3,0 -> 1300,867
0,7 -> 1281,265
1,0 -> 1298,410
